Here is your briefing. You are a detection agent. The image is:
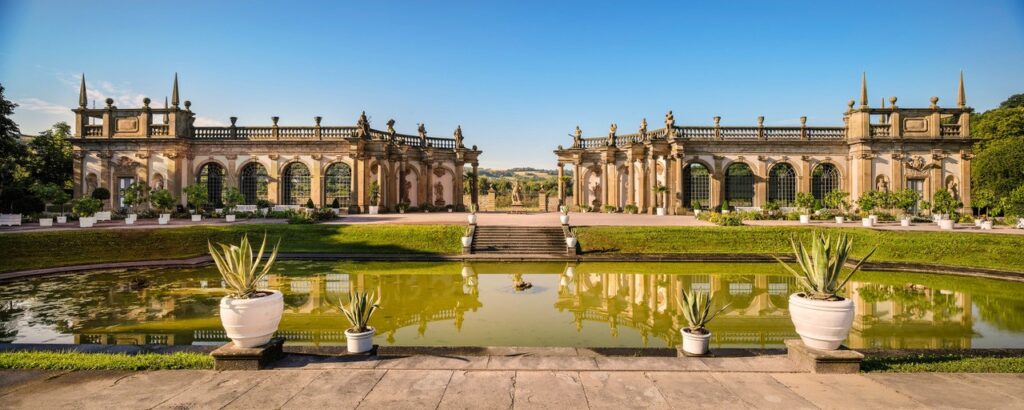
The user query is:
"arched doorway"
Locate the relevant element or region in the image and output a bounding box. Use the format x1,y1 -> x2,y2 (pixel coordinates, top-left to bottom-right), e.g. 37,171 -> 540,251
683,163 -> 710,208
324,163 -> 353,208
725,162 -> 754,207
197,163 -> 224,207
768,163 -> 796,206
239,162 -> 269,204
282,162 -> 311,205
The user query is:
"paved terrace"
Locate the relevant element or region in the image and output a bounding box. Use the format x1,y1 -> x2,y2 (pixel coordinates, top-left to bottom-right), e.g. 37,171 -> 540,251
2,212 -> 1022,235
2,351 -> 1023,409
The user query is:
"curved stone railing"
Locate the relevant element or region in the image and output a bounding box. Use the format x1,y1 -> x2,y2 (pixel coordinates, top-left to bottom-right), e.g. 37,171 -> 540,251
190,125 -> 461,149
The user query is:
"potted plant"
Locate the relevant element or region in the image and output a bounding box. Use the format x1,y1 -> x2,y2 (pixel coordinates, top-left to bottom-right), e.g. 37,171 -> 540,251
121,182 -> 149,225
679,290 -> 728,356
461,225 -> 473,247
559,205 -> 570,225
932,189 -> 961,230
30,183 -> 65,226
775,232 -> 876,350
223,187 -> 244,222
624,204 -> 638,214
655,184 -> 668,216
396,201 -> 409,214
150,189 -> 176,225
824,191 -> 850,224
894,189 -> 920,227
341,291 -> 380,353
183,183 -> 208,222
565,227 -> 577,248
72,197 -> 102,228
468,204 -> 479,224
330,197 -> 342,215
91,187 -> 110,208
857,192 -> 877,227
256,199 -> 272,216
691,199 -> 703,216
794,192 -> 816,224
368,181 -> 380,215
720,200 -> 730,214
53,189 -> 70,223
209,234 -> 283,348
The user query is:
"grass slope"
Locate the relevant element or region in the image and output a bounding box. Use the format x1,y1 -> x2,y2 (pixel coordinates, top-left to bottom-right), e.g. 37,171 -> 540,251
0,351 -> 213,370
576,226 -> 1024,273
0,224 -> 463,273
862,354 -> 1024,373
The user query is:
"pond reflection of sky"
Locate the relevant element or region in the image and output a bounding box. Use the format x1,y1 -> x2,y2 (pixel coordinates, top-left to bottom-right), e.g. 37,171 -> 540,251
2,261 -> 1023,349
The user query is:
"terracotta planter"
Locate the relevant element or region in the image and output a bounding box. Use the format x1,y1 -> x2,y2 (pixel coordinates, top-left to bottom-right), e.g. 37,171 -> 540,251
788,293 -> 854,350
345,327 -> 375,353
219,290 -> 284,348
680,328 -> 711,356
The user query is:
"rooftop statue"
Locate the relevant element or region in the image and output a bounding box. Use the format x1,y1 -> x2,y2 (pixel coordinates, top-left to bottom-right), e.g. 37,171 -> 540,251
639,118 -> 647,138
665,110 -> 674,128
454,125 -> 464,147
573,126 -> 582,146
386,119 -> 396,135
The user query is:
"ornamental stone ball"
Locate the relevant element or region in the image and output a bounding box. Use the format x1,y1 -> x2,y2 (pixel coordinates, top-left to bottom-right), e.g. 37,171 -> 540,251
105,98 -> 114,107
143,97 -> 151,107
184,100 -> 191,110
889,96 -> 898,106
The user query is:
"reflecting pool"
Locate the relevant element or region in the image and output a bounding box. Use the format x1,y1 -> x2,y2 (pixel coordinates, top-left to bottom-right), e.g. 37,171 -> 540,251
2,261 -> 1023,349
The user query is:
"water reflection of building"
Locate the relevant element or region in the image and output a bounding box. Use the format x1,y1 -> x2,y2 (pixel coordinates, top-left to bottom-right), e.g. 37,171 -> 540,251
555,270 -> 797,348
849,282 -> 973,349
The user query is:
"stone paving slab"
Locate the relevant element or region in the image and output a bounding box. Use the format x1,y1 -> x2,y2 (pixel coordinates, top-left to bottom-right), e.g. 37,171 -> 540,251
3,368 -> 1024,409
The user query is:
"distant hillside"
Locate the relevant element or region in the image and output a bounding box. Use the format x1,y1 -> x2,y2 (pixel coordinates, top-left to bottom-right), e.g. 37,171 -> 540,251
477,167 -> 571,178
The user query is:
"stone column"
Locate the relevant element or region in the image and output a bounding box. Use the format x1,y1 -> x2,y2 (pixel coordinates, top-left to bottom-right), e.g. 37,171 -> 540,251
267,156 -> 281,205
626,161 -> 635,206
960,152 -> 972,208
754,159 -> 767,208
891,154 -> 904,192
671,157 -> 682,213
600,161 -> 610,207
556,163 -> 565,205
310,157 -> 323,207
472,162 -> 480,206
648,155 -> 658,214
799,157 -> 812,195
711,156 -> 724,208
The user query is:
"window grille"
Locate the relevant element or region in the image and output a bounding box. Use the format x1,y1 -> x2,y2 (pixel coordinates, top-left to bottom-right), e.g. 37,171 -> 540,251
282,162 -> 311,205
324,163 -> 353,207
197,163 -> 224,208
725,163 -> 754,207
812,164 -> 840,200
683,163 -> 710,208
239,163 -> 269,204
768,163 -> 796,206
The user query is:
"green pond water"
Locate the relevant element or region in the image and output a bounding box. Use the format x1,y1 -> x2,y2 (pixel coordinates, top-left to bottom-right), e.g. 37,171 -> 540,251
2,261 -> 1023,349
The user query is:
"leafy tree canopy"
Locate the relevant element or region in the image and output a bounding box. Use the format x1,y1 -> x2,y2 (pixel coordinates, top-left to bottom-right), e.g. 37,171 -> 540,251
1000,93 -> 1024,109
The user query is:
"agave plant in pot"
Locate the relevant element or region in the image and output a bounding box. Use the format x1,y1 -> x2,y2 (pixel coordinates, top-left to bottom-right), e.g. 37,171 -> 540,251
467,203 -> 478,225
775,232 -> 875,350
679,290 -> 728,356
209,234 -> 283,348
559,205 -> 570,225
341,291 -> 380,353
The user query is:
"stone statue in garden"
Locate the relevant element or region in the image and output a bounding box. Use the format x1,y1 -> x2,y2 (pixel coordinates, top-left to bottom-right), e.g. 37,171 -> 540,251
511,180 -> 524,205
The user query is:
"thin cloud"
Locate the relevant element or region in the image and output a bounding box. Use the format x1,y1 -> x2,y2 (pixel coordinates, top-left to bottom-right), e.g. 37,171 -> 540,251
194,116 -> 227,126
15,98 -> 70,115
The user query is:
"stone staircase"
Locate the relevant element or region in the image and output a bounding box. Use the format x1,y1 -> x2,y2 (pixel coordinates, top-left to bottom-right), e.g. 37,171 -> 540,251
471,225 -> 567,255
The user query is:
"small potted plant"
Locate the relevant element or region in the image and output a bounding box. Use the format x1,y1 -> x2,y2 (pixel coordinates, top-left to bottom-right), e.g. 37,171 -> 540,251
223,187 -> 244,222
209,234 -> 283,348
824,191 -> 850,224
72,197 -> 102,228
857,192 -> 877,227
331,197 -> 342,215
53,189 -> 70,224
565,227 -> 577,249
368,181 -> 380,215
256,199 -> 273,216
932,189 -> 960,230
691,199 -> 703,216
655,184 -> 668,216
30,183 -> 64,226
679,290 -> 728,356
894,189 -> 919,227
341,291 -> 380,353
150,189 -> 176,225
468,204 -> 479,224
624,204 -> 638,214
122,182 -> 150,225
184,184 -> 208,222
559,205 -> 570,225
720,200 -> 730,214
396,201 -> 409,214
461,225 -> 473,247
775,232 -> 875,350
794,192 -> 815,224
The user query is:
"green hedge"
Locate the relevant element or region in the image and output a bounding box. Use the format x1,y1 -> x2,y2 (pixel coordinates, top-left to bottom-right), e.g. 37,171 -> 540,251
0,351 -> 213,370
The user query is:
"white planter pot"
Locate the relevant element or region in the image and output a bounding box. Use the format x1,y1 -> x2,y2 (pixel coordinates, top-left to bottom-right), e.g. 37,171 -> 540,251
680,328 -> 712,356
834,216 -> 845,224
226,214 -> 236,222
468,214 -> 478,225
39,218 -> 53,227
160,213 -> 171,220
799,215 -> 811,224
345,327 -> 375,353
191,215 -> 202,222
566,237 -> 577,248
788,293 -> 854,351
938,219 -> 954,230
861,218 -> 874,228
219,290 -> 284,348
694,210 -> 701,217
974,219 -> 983,227
125,218 -> 134,225
79,217 -> 94,228
900,218 -> 911,227
981,221 -> 993,230
158,217 -> 169,225
869,215 -> 879,223
127,213 -> 137,222
656,207 -> 666,216
448,209 -> 453,213
721,210 -> 730,214
368,206 -> 379,215
559,214 -> 570,225
461,236 -> 472,247
56,216 -> 67,223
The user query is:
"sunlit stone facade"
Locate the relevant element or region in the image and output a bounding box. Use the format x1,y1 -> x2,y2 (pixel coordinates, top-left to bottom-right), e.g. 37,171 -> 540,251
553,75 -> 974,213
69,75 -> 482,212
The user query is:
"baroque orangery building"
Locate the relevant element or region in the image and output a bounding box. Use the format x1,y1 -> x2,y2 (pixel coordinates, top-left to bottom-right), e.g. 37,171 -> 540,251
69,75 -> 482,212
554,74 -> 974,213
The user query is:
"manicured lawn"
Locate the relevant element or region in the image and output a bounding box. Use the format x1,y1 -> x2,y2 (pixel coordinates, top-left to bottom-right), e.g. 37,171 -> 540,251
575,226 -> 1024,273
0,351 -> 213,370
862,354 -> 1024,373
0,224 -> 463,273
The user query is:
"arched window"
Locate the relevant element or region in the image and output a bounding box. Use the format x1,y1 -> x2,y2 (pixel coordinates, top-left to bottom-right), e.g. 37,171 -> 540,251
282,162 -> 311,205
725,162 -> 754,207
239,163 -> 269,204
768,163 -> 796,206
683,163 -> 710,208
324,163 -> 353,208
197,163 -> 224,207
812,163 -> 840,200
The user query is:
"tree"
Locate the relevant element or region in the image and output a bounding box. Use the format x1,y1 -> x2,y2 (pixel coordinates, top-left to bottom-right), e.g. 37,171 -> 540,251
26,122 -> 73,189
183,184 -> 208,212
1000,93 -> 1024,109
0,83 -> 28,211
972,137 -> 1024,199
932,189 -> 962,216
972,107 -> 1024,141
150,189 -> 176,214
222,187 -> 244,213
121,182 -> 150,213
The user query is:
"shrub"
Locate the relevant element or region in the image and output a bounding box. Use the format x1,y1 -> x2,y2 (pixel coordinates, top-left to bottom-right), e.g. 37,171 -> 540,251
603,205 -> 617,213
222,187 -> 244,213
121,182 -> 150,213
331,197 -> 341,208
305,198 -> 315,209
183,184 -> 208,212
71,197 -> 102,217
707,212 -> 744,226
680,290 -> 728,334
256,199 -> 273,210
857,191 -> 879,214
824,191 -> 850,214
794,192 -> 816,214
893,189 -> 920,215
90,187 -> 110,201
763,200 -> 781,214
150,189 -> 176,213
623,204 -> 638,214
690,199 -> 703,211
785,211 -> 802,221
932,189 -> 962,216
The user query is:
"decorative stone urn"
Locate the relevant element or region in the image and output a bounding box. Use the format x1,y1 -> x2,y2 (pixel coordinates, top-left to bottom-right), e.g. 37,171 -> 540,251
345,328 -> 375,353
219,290 -> 284,348
461,236 -> 473,247
788,293 -> 854,350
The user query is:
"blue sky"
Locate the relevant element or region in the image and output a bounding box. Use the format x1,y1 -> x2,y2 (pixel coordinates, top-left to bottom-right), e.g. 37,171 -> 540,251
2,0 -> 1023,168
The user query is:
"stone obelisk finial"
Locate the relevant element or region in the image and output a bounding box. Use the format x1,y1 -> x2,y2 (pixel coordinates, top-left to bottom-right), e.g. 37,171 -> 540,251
171,73 -> 180,108
957,71 -> 967,108
78,74 -> 87,108
860,72 -> 868,108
